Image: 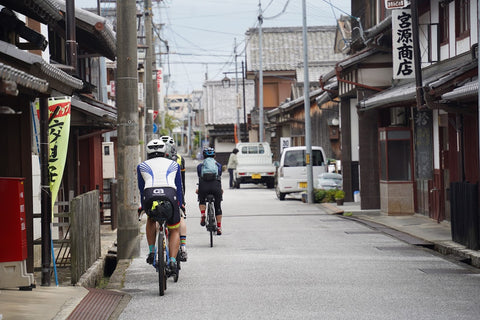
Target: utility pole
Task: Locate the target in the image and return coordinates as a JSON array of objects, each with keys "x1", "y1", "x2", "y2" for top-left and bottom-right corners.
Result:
[
  {"x1": 151, "y1": 4, "x2": 160, "y2": 138},
  {"x1": 302, "y1": 0, "x2": 313, "y2": 203},
  {"x1": 258, "y1": 1, "x2": 264, "y2": 142},
  {"x1": 144, "y1": 0, "x2": 154, "y2": 143},
  {"x1": 234, "y1": 38, "x2": 240, "y2": 142},
  {"x1": 116, "y1": 0, "x2": 140, "y2": 259}
]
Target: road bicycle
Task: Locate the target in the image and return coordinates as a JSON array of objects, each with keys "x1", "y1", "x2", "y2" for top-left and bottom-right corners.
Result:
[
  {"x1": 146, "y1": 200, "x2": 180, "y2": 296},
  {"x1": 205, "y1": 194, "x2": 217, "y2": 247}
]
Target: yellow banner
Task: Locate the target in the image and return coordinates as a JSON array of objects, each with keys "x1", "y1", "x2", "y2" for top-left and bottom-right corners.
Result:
[{"x1": 36, "y1": 97, "x2": 71, "y2": 211}]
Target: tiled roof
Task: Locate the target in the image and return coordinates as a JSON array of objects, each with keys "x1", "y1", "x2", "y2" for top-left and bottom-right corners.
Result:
[
  {"x1": 0, "y1": 0, "x2": 63, "y2": 24},
  {"x1": 246, "y1": 26, "x2": 345, "y2": 73},
  {"x1": 51, "y1": 0, "x2": 116, "y2": 60},
  {"x1": 0, "y1": 62, "x2": 49, "y2": 93}
]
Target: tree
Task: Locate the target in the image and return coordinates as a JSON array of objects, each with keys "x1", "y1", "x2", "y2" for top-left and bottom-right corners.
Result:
[{"x1": 159, "y1": 113, "x2": 181, "y2": 136}]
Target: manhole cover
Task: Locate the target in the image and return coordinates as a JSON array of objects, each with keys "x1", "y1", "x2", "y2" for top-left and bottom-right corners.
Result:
[{"x1": 66, "y1": 288, "x2": 125, "y2": 320}]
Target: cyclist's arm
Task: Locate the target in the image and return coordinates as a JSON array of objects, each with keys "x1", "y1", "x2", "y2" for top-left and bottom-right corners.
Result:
[
  {"x1": 216, "y1": 162, "x2": 222, "y2": 177},
  {"x1": 174, "y1": 166, "x2": 184, "y2": 206},
  {"x1": 136, "y1": 165, "x2": 145, "y2": 208}
]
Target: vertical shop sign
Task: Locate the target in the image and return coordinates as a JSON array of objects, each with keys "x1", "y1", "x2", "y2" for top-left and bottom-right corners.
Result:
[
  {"x1": 392, "y1": 9, "x2": 415, "y2": 79},
  {"x1": 36, "y1": 97, "x2": 71, "y2": 211},
  {"x1": 414, "y1": 108, "x2": 433, "y2": 180}
]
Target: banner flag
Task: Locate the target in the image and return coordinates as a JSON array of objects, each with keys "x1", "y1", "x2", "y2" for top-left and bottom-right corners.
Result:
[{"x1": 36, "y1": 97, "x2": 72, "y2": 212}]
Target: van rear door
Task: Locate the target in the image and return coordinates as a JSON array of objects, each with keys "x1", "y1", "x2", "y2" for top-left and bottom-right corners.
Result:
[{"x1": 282, "y1": 148, "x2": 326, "y2": 189}]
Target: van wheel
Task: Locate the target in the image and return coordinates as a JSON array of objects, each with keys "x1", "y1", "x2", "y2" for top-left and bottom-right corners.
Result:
[{"x1": 276, "y1": 187, "x2": 286, "y2": 200}]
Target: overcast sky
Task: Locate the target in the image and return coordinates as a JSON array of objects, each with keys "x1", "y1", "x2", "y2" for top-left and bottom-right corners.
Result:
[{"x1": 77, "y1": 0, "x2": 351, "y2": 95}]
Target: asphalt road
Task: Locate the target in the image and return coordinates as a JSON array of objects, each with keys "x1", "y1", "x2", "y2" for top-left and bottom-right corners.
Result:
[{"x1": 118, "y1": 165, "x2": 480, "y2": 320}]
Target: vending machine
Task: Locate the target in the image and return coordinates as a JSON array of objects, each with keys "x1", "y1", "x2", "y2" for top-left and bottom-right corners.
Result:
[{"x1": 0, "y1": 177, "x2": 34, "y2": 289}]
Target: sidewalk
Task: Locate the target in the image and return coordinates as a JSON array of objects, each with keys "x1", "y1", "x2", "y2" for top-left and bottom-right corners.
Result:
[
  {"x1": 0, "y1": 224, "x2": 119, "y2": 320},
  {"x1": 2, "y1": 200, "x2": 480, "y2": 319},
  {"x1": 317, "y1": 202, "x2": 480, "y2": 268}
]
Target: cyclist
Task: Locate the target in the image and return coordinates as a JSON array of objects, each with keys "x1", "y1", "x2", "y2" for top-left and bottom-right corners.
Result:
[
  {"x1": 160, "y1": 135, "x2": 188, "y2": 262},
  {"x1": 137, "y1": 139, "x2": 183, "y2": 274},
  {"x1": 196, "y1": 147, "x2": 223, "y2": 235}
]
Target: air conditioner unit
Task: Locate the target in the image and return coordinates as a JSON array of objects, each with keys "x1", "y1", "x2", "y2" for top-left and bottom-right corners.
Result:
[{"x1": 102, "y1": 142, "x2": 116, "y2": 179}]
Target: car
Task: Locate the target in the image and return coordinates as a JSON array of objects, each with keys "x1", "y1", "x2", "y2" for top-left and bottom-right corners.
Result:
[
  {"x1": 316, "y1": 172, "x2": 342, "y2": 190},
  {"x1": 275, "y1": 146, "x2": 327, "y2": 200}
]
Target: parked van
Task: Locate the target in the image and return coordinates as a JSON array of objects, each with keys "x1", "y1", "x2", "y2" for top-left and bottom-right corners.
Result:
[
  {"x1": 276, "y1": 146, "x2": 327, "y2": 200},
  {"x1": 233, "y1": 142, "x2": 276, "y2": 189}
]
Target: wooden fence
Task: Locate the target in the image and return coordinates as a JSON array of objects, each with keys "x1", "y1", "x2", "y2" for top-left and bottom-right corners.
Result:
[{"x1": 70, "y1": 190, "x2": 101, "y2": 284}]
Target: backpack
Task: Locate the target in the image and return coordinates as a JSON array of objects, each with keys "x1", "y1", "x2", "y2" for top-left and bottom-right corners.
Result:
[{"x1": 201, "y1": 157, "x2": 218, "y2": 181}]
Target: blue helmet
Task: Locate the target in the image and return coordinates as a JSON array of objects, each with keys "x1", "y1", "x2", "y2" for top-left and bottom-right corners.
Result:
[{"x1": 203, "y1": 147, "x2": 215, "y2": 158}]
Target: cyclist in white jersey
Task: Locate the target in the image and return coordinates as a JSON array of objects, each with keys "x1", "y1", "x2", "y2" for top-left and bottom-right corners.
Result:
[{"x1": 137, "y1": 139, "x2": 183, "y2": 274}]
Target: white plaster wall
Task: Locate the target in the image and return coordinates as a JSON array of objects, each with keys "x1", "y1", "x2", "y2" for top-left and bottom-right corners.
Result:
[
  {"x1": 350, "y1": 98, "x2": 359, "y2": 162},
  {"x1": 32, "y1": 155, "x2": 41, "y2": 240},
  {"x1": 433, "y1": 110, "x2": 440, "y2": 170}
]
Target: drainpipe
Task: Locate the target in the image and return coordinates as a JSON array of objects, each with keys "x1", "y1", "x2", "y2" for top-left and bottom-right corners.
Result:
[
  {"x1": 66, "y1": 0, "x2": 77, "y2": 73},
  {"x1": 40, "y1": 96, "x2": 51, "y2": 286}
]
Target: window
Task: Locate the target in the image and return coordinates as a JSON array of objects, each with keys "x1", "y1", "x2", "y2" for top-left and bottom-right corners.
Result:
[
  {"x1": 241, "y1": 144, "x2": 265, "y2": 154},
  {"x1": 379, "y1": 128, "x2": 412, "y2": 181},
  {"x1": 283, "y1": 149, "x2": 325, "y2": 167},
  {"x1": 455, "y1": 0, "x2": 470, "y2": 39},
  {"x1": 439, "y1": 1, "x2": 449, "y2": 44}
]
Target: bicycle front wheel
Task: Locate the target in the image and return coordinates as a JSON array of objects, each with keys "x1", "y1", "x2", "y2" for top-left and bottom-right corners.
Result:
[{"x1": 157, "y1": 231, "x2": 167, "y2": 296}]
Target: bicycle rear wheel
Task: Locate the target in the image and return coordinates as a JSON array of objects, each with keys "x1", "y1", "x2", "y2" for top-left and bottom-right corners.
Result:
[
  {"x1": 157, "y1": 230, "x2": 167, "y2": 296},
  {"x1": 208, "y1": 202, "x2": 215, "y2": 247}
]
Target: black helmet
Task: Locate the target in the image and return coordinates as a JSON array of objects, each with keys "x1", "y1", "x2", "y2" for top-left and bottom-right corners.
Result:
[{"x1": 203, "y1": 147, "x2": 215, "y2": 158}]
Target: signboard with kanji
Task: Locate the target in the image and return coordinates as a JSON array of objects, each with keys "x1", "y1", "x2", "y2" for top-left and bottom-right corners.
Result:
[{"x1": 392, "y1": 9, "x2": 415, "y2": 80}]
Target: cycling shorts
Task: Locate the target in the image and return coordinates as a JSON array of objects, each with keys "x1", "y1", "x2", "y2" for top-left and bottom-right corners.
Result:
[
  {"x1": 143, "y1": 187, "x2": 181, "y2": 229},
  {"x1": 198, "y1": 179, "x2": 222, "y2": 215}
]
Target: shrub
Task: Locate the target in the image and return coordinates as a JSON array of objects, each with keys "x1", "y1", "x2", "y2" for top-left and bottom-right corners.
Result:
[
  {"x1": 334, "y1": 189, "x2": 345, "y2": 200},
  {"x1": 325, "y1": 189, "x2": 337, "y2": 202},
  {"x1": 314, "y1": 189, "x2": 327, "y2": 203}
]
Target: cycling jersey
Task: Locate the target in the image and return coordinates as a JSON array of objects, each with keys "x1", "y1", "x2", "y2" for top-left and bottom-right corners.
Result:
[{"x1": 137, "y1": 157, "x2": 183, "y2": 227}]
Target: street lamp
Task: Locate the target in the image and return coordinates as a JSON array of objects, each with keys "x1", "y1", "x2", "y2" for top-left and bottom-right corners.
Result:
[{"x1": 222, "y1": 74, "x2": 231, "y2": 88}]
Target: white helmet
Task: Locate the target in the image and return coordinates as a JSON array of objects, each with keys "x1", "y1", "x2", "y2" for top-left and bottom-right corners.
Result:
[
  {"x1": 160, "y1": 135, "x2": 175, "y2": 145},
  {"x1": 146, "y1": 139, "x2": 167, "y2": 158}
]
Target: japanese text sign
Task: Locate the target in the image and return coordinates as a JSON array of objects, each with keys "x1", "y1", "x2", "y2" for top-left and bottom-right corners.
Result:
[{"x1": 392, "y1": 9, "x2": 415, "y2": 79}]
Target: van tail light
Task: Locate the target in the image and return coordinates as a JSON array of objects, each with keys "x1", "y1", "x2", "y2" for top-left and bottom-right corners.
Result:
[
  {"x1": 267, "y1": 172, "x2": 275, "y2": 176},
  {"x1": 279, "y1": 167, "x2": 283, "y2": 177}
]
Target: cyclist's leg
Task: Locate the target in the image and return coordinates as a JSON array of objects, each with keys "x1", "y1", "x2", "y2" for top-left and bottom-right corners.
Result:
[
  {"x1": 179, "y1": 215, "x2": 187, "y2": 261},
  {"x1": 198, "y1": 181, "x2": 207, "y2": 226},
  {"x1": 213, "y1": 181, "x2": 223, "y2": 234},
  {"x1": 165, "y1": 189, "x2": 181, "y2": 272},
  {"x1": 146, "y1": 216, "x2": 156, "y2": 264}
]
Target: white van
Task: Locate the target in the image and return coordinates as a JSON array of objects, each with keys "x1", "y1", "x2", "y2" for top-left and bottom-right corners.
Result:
[{"x1": 276, "y1": 146, "x2": 327, "y2": 200}]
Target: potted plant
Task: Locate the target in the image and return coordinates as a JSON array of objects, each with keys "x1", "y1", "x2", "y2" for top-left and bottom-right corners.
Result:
[{"x1": 334, "y1": 189, "x2": 345, "y2": 206}]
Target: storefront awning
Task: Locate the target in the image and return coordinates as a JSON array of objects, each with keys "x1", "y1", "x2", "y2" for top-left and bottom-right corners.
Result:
[
  {"x1": 441, "y1": 80, "x2": 478, "y2": 102},
  {"x1": 71, "y1": 94, "x2": 116, "y2": 128},
  {"x1": 358, "y1": 52, "x2": 476, "y2": 111}
]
